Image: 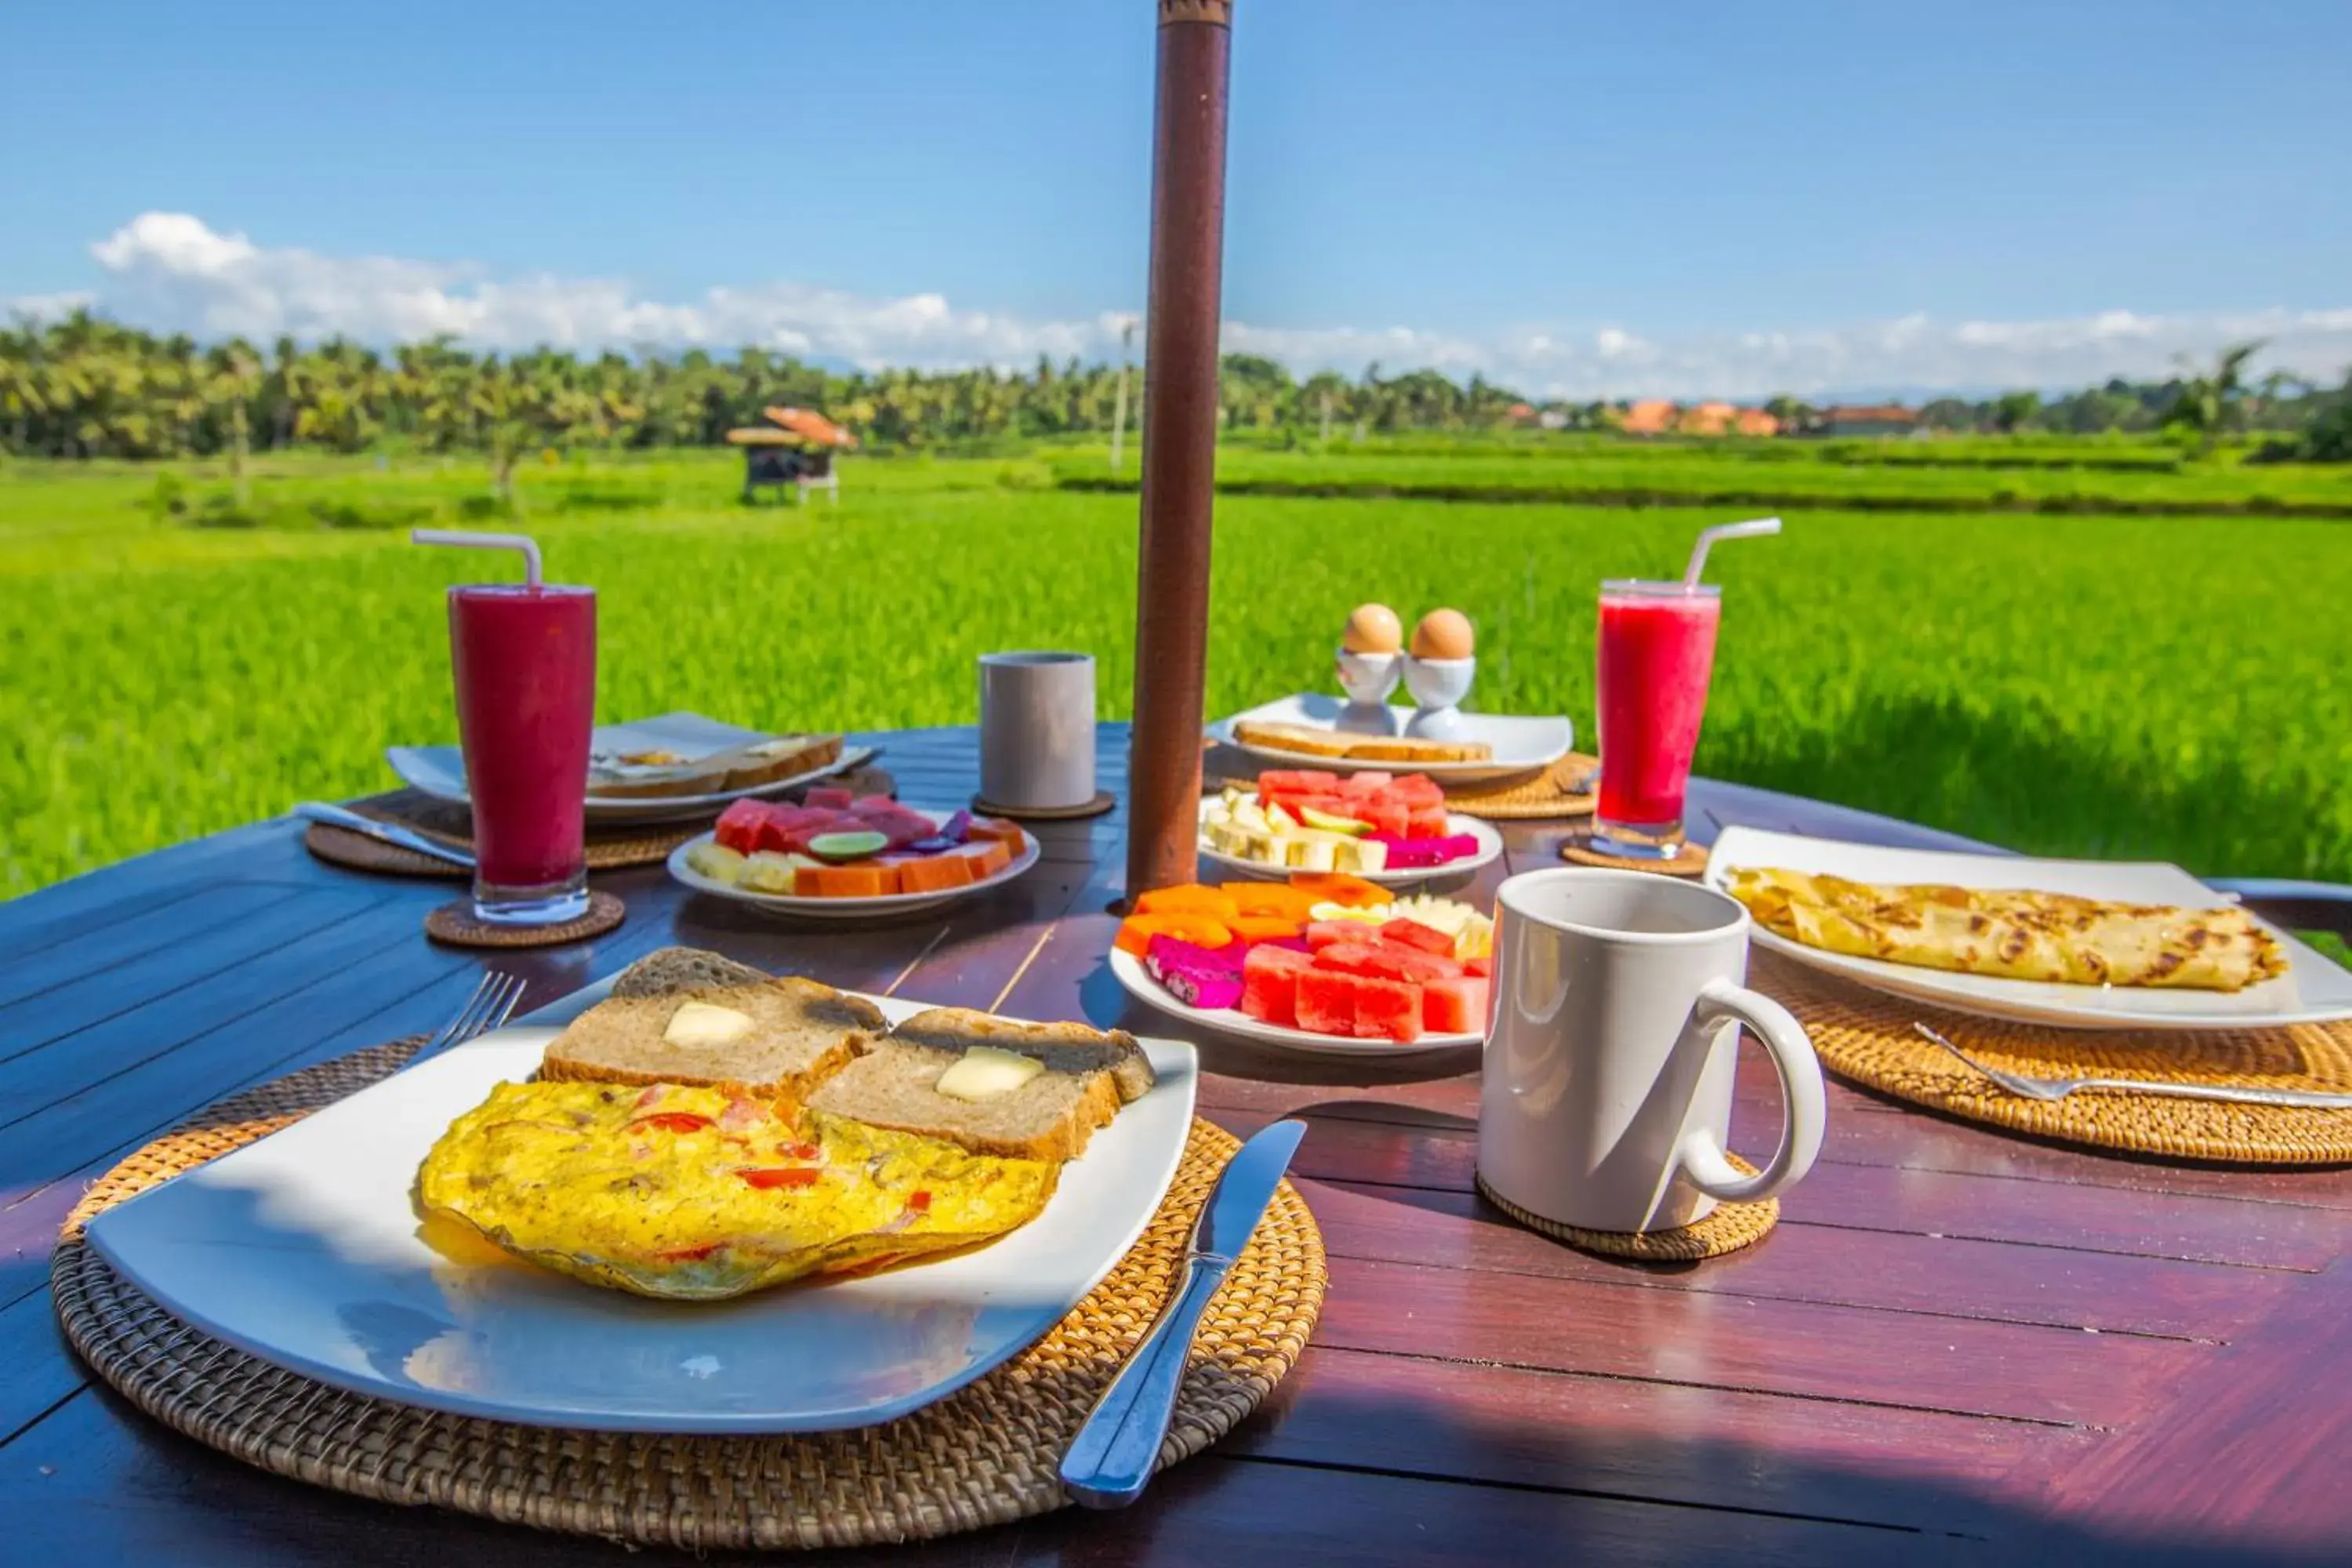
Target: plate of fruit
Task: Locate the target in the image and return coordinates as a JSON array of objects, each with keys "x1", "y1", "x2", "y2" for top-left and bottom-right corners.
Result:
[
  {"x1": 1109, "y1": 875, "x2": 1494, "y2": 1054},
  {"x1": 1199, "y1": 770, "x2": 1501, "y2": 886},
  {"x1": 668, "y1": 789, "x2": 1037, "y2": 918}
]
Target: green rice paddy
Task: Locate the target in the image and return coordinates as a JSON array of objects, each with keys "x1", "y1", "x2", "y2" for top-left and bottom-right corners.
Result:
[{"x1": 3, "y1": 445, "x2": 2346, "y2": 898}]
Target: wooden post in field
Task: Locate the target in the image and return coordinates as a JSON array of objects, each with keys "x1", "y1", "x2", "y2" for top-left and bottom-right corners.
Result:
[{"x1": 1125, "y1": 0, "x2": 1232, "y2": 898}]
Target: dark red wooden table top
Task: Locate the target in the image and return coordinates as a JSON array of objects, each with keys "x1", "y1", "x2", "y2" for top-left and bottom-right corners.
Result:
[{"x1": 2, "y1": 724, "x2": 2344, "y2": 1566}]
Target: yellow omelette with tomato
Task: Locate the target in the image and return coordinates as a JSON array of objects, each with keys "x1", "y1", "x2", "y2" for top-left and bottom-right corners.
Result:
[{"x1": 415, "y1": 1080, "x2": 1056, "y2": 1301}]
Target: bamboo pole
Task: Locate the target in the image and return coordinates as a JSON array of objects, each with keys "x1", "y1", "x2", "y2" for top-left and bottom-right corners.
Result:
[{"x1": 1125, "y1": 0, "x2": 1233, "y2": 898}]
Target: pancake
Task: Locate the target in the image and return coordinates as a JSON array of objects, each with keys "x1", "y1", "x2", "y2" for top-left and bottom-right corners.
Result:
[{"x1": 1726, "y1": 866, "x2": 2288, "y2": 993}]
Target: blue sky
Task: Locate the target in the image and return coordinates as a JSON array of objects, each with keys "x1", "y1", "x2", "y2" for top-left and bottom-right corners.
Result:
[{"x1": 6, "y1": 1, "x2": 2348, "y2": 397}]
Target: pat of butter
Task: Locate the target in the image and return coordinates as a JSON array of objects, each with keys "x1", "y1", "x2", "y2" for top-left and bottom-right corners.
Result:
[
  {"x1": 663, "y1": 1001, "x2": 756, "y2": 1048},
  {"x1": 935, "y1": 1046, "x2": 1044, "y2": 1102}
]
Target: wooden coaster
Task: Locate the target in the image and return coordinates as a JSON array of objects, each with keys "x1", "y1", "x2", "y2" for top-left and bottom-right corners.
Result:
[
  {"x1": 53, "y1": 1043, "x2": 1326, "y2": 1552},
  {"x1": 425, "y1": 889, "x2": 626, "y2": 949},
  {"x1": 1759, "y1": 953, "x2": 2352, "y2": 1166},
  {"x1": 972, "y1": 789, "x2": 1118, "y2": 821},
  {"x1": 1475, "y1": 1157, "x2": 1776, "y2": 1261},
  {"x1": 1560, "y1": 831, "x2": 1711, "y2": 877},
  {"x1": 1445, "y1": 753, "x2": 1600, "y2": 821}
]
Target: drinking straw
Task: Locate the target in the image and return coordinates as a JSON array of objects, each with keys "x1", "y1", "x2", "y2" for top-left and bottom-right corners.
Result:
[
  {"x1": 1682, "y1": 516, "x2": 1781, "y2": 588},
  {"x1": 411, "y1": 528, "x2": 543, "y2": 588}
]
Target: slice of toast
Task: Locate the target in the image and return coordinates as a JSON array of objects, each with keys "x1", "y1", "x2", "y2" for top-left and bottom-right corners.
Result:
[
  {"x1": 709, "y1": 733, "x2": 844, "y2": 791},
  {"x1": 1343, "y1": 734, "x2": 1493, "y2": 763},
  {"x1": 1233, "y1": 720, "x2": 1356, "y2": 759},
  {"x1": 806, "y1": 1007, "x2": 1155, "y2": 1162},
  {"x1": 609, "y1": 946, "x2": 773, "y2": 999},
  {"x1": 541, "y1": 975, "x2": 886, "y2": 1102}
]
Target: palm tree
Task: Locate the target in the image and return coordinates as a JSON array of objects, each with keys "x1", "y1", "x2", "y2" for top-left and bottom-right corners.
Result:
[{"x1": 2166, "y1": 340, "x2": 2266, "y2": 453}]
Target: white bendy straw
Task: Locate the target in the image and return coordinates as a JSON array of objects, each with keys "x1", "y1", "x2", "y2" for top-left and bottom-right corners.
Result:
[
  {"x1": 1682, "y1": 516, "x2": 1781, "y2": 588},
  {"x1": 411, "y1": 528, "x2": 543, "y2": 588}
]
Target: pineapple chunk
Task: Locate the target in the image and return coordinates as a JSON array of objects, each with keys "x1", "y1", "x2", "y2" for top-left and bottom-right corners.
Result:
[
  {"x1": 737, "y1": 851, "x2": 799, "y2": 894},
  {"x1": 1350, "y1": 837, "x2": 1389, "y2": 873},
  {"x1": 684, "y1": 840, "x2": 747, "y2": 884}
]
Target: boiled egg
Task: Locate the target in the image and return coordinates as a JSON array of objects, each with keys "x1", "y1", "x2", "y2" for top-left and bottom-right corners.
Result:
[
  {"x1": 1410, "y1": 608, "x2": 1475, "y2": 661},
  {"x1": 1342, "y1": 603, "x2": 1403, "y2": 655}
]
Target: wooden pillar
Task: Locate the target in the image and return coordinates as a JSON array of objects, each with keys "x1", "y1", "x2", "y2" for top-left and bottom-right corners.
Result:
[{"x1": 1125, "y1": 0, "x2": 1233, "y2": 897}]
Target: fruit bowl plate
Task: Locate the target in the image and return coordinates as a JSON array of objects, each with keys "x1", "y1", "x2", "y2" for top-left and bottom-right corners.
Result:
[
  {"x1": 1108, "y1": 948, "x2": 1482, "y2": 1058},
  {"x1": 1196, "y1": 800, "x2": 1501, "y2": 887},
  {"x1": 666, "y1": 813, "x2": 1039, "y2": 920}
]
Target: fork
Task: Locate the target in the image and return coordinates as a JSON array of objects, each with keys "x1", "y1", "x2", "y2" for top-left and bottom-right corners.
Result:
[
  {"x1": 1911, "y1": 1022, "x2": 2352, "y2": 1109},
  {"x1": 408, "y1": 971, "x2": 528, "y2": 1068}
]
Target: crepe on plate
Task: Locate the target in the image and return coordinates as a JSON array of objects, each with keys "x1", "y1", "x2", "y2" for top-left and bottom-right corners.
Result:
[
  {"x1": 1725, "y1": 866, "x2": 2288, "y2": 993},
  {"x1": 416, "y1": 1081, "x2": 1057, "y2": 1301}
]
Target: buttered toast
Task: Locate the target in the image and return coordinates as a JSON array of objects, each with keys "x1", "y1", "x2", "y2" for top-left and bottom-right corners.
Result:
[{"x1": 541, "y1": 975, "x2": 886, "y2": 1102}]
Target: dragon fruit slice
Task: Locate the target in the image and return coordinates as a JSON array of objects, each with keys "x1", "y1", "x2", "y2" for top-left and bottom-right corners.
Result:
[
  {"x1": 1144, "y1": 934, "x2": 1246, "y2": 1011},
  {"x1": 1367, "y1": 831, "x2": 1482, "y2": 869}
]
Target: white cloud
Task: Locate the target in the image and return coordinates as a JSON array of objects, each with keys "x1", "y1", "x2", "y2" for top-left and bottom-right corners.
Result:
[{"x1": 14, "y1": 211, "x2": 2352, "y2": 397}]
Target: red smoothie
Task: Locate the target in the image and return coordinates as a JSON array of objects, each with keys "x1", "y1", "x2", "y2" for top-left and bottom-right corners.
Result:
[
  {"x1": 1595, "y1": 581, "x2": 1721, "y2": 836},
  {"x1": 448, "y1": 584, "x2": 597, "y2": 898}
]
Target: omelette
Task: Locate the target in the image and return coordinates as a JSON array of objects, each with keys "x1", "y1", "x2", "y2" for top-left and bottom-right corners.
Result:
[
  {"x1": 416, "y1": 1081, "x2": 1058, "y2": 1300},
  {"x1": 1726, "y1": 866, "x2": 2288, "y2": 993}
]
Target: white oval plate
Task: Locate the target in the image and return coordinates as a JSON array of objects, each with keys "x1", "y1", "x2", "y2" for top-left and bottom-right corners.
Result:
[
  {"x1": 387, "y1": 712, "x2": 877, "y2": 827},
  {"x1": 1707, "y1": 826, "x2": 2352, "y2": 1032},
  {"x1": 666, "y1": 812, "x2": 1038, "y2": 920},
  {"x1": 1196, "y1": 800, "x2": 1501, "y2": 887},
  {"x1": 1205, "y1": 694, "x2": 1574, "y2": 784},
  {"x1": 83, "y1": 999, "x2": 1200, "y2": 1433},
  {"x1": 1109, "y1": 946, "x2": 1482, "y2": 1057}
]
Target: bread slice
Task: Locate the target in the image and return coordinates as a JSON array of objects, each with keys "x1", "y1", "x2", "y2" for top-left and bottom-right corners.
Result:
[
  {"x1": 1234, "y1": 720, "x2": 1356, "y2": 759},
  {"x1": 807, "y1": 1008, "x2": 1155, "y2": 1162},
  {"x1": 709, "y1": 733, "x2": 844, "y2": 791},
  {"x1": 541, "y1": 975, "x2": 886, "y2": 1102},
  {"x1": 1345, "y1": 734, "x2": 1493, "y2": 763},
  {"x1": 609, "y1": 946, "x2": 773, "y2": 999}
]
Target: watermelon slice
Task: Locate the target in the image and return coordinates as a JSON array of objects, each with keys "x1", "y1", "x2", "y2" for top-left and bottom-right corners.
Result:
[
  {"x1": 1241, "y1": 944, "x2": 1316, "y2": 1025},
  {"x1": 1352, "y1": 975, "x2": 1424, "y2": 1042},
  {"x1": 1342, "y1": 770, "x2": 1393, "y2": 793},
  {"x1": 1261, "y1": 769, "x2": 1341, "y2": 793},
  {"x1": 803, "y1": 787, "x2": 855, "y2": 810},
  {"x1": 1390, "y1": 773, "x2": 1445, "y2": 808},
  {"x1": 1464, "y1": 955, "x2": 1493, "y2": 978},
  {"x1": 1311, "y1": 942, "x2": 1389, "y2": 978},
  {"x1": 1380, "y1": 919, "x2": 1457, "y2": 956},
  {"x1": 1422, "y1": 975, "x2": 1490, "y2": 1035},
  {"x1": 1305, "y1": 920, "x2": 1381, "y2": 949},
  {"x1": 1405, "y1": 805, "x2": 1451, "y2": 840},
  {"x1": 1294, "y1": 969, "x2": 1363, "y2": 1036},
  {"x1": 713, "y1": 799, "x2": 774, "y2": 855}
]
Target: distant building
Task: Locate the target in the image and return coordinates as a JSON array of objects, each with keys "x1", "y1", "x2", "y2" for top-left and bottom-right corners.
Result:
[
  {"x1": 1621, "y1": 399, "x2": 1678, "y2": 435},
  {"x1": 1733, "y1": 408, "x2": 1780, "y2": 437},
  {"x1": 1505, "y1": 401, "x2": 1537, "y2": 425},
  {"x1": 1536, "y1": 408, "x2": 1570, "y2": 430},
  {"x1": 1813, "y1": 404, "x2": 1918, "y2": 437},
  {"x1": 1672, "y1": 401, "x2": 1780, "y2": 437}
]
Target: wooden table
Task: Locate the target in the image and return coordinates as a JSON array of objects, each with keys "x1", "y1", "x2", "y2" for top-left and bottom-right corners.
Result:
[{"x1": 4, "y1": 724, "x2": 2347, "y2": 1565}]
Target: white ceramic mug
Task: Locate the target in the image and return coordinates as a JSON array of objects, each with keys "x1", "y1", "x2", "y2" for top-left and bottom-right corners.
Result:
[
  {"x1": 978, "y1": 651, "x2": 1095, "y2": 809},
  {"x1": 1478, "y1": 867, "x2": 1825, "y2": 1232}
]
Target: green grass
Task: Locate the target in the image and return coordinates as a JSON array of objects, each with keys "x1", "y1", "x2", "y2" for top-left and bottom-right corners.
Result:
[{"x1": 5, "y1": 447, "x2": 2350, "y2": 898}]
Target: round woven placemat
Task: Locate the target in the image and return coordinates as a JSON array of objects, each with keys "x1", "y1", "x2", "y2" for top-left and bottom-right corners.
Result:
[
  {"x1": 971, "y1": 789, "x2": 1120, "y2": 822},
  {"x1": 53, "y1": 1041, "x2": 1325, "y2": 1550},
  {"x1": 1756, "y1": 953, "x2": 2352, "y2": 1165},
  {"x1": 305, "y1": 822, "x2": 702, "y2": 879},
  {"x1": 1560, "y1": 831, "x2": 1711, "y2": 877},
  {"x1": 1444, "y1": 753, "x2": 1600, "y2": 821},
  {"x1": 1475, "y1": 1154, "x2": 1775, "y2": 1261},
  {"x1": 425, "y1": 889, "x2": 626, "y2": 949}
]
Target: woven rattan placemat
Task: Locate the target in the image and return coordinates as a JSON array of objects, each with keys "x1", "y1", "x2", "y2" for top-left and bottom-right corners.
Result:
[
  {"x1": 53, "y1": 1040, "x2": 1327, "y2": 1549},
  {"x1": 1757, "y1": 952, "x2": 2352, "y2": 1165},
  {"x1": 1444, "y1": 753, "x2": 1600, "y2": 821},
  {"x1": 1476, "y1": 1153, "x2": 1776, "y2": 1261}
]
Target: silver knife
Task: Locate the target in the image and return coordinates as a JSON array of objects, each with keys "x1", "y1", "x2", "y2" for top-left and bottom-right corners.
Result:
[
  {"x1": 292, "y1": 801, "x2": 476, "y2": 869},
  {"x1": 1060, "y1": 1118, "x2": 1307, "y2": 1509}
]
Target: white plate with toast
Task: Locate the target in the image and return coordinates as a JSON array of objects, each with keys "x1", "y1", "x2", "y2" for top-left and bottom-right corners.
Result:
[
  {"x1": 665, "y1": 813, "x2": 1040, "y2": 919},
  {"x1": 388, "y1": 711, "x2": 877, "y2": 826},
  {"x1": 1109, "y1": 947, "x2": 1483, "y2": 1057},
  {"x1": 1707, "y1": 826, "x2": 2352, "y2": 1031},
  {"x1": 83, "y1": 989, "x2": 1200, "y2": 1434},
  {"x1": 1207, "y1": 694, "x2": 1574, "y2": 784}
]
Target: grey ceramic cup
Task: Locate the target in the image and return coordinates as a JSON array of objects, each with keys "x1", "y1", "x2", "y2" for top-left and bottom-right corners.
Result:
[
  {"x1": 978, "y1": 652, "x2": 1096, "y2": 809},
  {"x1": 1478, "y1": 868, "x2": 1826, "y2": 1232}
]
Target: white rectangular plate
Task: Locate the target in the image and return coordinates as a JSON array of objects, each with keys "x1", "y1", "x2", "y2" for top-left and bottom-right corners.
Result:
[
  {"x1": 84, "y1": 997, "x2": 1198, "y2": 1433},
  {"x1": 1707, "y1": 826, "x2": 2352, "y2": 1031},
  {"x1": 387, "y1": 711, "x2": 875, "y2": 826},
  {"x1": 1109, "y1": 947, "x2": 1481, "y2": 1057},
  {"x1": 1206, "y1": 695, "x2": 1573, "y2": 784}
]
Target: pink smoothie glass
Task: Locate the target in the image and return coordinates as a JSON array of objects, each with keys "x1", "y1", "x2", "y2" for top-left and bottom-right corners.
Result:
[{"x1": 1593, "y1": 581, "x2": 1721, "y2": 857}]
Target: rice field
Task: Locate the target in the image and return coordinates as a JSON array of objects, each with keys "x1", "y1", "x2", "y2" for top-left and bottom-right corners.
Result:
[{"x1": 4, "y1": 446, "x2": 2348, "y2": 898}]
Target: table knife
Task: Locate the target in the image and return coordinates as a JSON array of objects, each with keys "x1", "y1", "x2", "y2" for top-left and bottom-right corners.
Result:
[
  {"x1": 292, "y1": 801, "x2": 476, "y2": 869},
  {"x1": 1060, "y1": 1118, "x2": 1307, "y2": 1510}
]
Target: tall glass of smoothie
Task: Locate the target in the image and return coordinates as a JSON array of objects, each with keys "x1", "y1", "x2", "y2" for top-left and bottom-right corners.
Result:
[
  {"x1": 448, "y1": 582, "x2": 597, "y2": 924},
  {"x1": 1593, "y1": 579, "x2": 1722, "y2": 858}
]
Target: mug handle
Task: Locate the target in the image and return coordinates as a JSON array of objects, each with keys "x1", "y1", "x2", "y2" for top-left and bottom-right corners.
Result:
[{"x1": 1674, "y1": 978, "x2": 1827, "y2": 1205}]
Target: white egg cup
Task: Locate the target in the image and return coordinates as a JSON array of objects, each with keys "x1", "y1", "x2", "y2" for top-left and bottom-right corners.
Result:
[
  {"x1": 1401, "y1": 655, "x2": 1475, "y2": 741},
  {"x1": 1332, "y1": 646, "x2": 1403, "y2": 735}
]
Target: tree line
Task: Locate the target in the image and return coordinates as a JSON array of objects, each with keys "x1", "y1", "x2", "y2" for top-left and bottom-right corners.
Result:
[{"x1": 3, "y1": 309, "x2": 2345, "y2": 470}]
